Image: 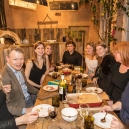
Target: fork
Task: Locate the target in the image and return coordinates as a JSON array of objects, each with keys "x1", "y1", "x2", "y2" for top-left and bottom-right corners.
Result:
[{"x1": 95, "y1": 84, "x2": 99, "y2": 92}]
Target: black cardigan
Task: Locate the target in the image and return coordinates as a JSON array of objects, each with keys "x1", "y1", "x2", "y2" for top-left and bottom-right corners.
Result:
[
  {"x1": 0, "y1": 90, "x2": 17, "y2": 129},
  {"x1": 93, "y1": 54, "x2": 116, "y2": 92}
]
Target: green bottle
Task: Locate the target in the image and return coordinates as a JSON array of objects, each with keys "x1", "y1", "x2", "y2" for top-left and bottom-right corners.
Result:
[{"x1": 59, "y1": 74, "x2": 66, "y2": 101}]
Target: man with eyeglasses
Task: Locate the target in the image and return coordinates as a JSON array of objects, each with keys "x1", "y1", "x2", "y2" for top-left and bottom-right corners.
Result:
[{"x1": 62, "y1": 41, "x2": 82, "y2": 66}]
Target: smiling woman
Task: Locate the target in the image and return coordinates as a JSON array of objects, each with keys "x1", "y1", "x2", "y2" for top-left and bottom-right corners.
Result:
[
  {"x1": 92, "y1": 41, "x2": 116, "y2": 92},
  {"x1": 25, "y1": 41, "x2": 49, "y2": 89},
  {"x1": 44, "y1": 44, "x2": 54, "y2": 72}
]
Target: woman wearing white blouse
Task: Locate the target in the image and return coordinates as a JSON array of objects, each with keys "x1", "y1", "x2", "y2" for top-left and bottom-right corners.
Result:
[{"x1": 85, "y1": 42, "x2": 98, "y2": 77}]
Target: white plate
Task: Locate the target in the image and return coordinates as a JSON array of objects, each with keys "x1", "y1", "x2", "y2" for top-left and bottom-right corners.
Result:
[
  {"x1": 57, "y1": 66, "x2": 62, "y2": 69},
  {"x1": 93, "y1": 112, "x2": 118, "y2": 129},
  {"x1": 48, "y1": 72, "x2": 60, "y2": 76},
  {"x1": 32, "y1": 104, "x2": 53, "y2": 117},
  {"x1": 43, "y1": 85, "x2": 58, "y2": 91},
  {"x1": 86, "y1": 87, "x2": 103, "y2": 94},
  {"x1": 82, "y1": 73, "x2": 88, "y2": 78}
]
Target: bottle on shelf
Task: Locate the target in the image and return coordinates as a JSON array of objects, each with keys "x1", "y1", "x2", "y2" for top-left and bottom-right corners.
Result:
[{"x1": 59, "y1": 73, "x2": 66, "y2": 101}]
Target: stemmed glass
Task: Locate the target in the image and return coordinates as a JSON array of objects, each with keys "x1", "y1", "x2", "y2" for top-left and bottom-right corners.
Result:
[
  {"x1": 48, "y1": 107, "x2": 58, "y2": 121},
  {"x1": 79, "y1": 104, "x2": 89, "y2": 122}
]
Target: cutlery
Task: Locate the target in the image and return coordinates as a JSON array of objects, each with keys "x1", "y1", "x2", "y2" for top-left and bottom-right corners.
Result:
[
  {"x1": 95, "y1": 84, "x2": 99, "y2": 92},
  {"x1": 101, "y1": 112, "x2": 107, "y2": 123}
]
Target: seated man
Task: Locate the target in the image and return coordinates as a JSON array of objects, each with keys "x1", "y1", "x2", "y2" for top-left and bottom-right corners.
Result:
[
  {"x1": 62, "y1": 41, "x2": 82, "y2": 66},
  {"x1": 0, "y1": 46, "x2": 39, "y2": 117}
]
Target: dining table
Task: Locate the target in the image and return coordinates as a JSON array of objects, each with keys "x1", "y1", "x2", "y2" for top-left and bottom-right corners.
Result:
[{"x1": 26, "y1": 70, "x2": 124, "y2": 129}]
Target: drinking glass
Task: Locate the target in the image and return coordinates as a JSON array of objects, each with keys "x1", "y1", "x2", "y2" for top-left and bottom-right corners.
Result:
[
  {"x1": 79, "y1": 104, "x2": 89, "y2": 122},
  {"x1": 76, "y1": 79, "x2": 82, "y2": 93},
  {"x1": 82, "y1": 79, "x2": 87, "y2": 88},
  {"x1": 52, "y1": 96, "x2": 60, "y2": 107},
  {"x1": 48, "y1": 107, "x2": 58, "y2": 121},
  {"x1": 52, "y1": 72, "x2": 58, "y2": 80}
]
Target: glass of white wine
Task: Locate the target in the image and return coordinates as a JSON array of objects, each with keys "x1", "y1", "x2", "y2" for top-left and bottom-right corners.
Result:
[{"x1": 79, "y1": 104, "x2": 89, "y2": 122}]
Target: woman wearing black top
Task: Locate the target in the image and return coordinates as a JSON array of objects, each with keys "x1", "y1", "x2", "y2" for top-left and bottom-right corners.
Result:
[
  {"x1": 106, "y1": 42, "x2": 129, "y2": 103},
  {"x1": 0, "y1": 75, "x2": 38, "y2": 129},
  {"x1": 25, "y1": 41, "x2": 49, "y2": 89},
  {"x1": 93, "y1": 42, "x2": 116, "y2": 92}
]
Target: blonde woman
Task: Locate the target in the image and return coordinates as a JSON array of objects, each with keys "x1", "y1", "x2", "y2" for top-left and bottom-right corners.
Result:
[
  {"x1": 0, "y1": 75, "x2": 38, "y2": 129},
  {"x1": 25, "y1": 41, "x2": 49, "y2": 89},
  {"x1": 85, "y1": 42, "x2": 98, "y2": 77}
]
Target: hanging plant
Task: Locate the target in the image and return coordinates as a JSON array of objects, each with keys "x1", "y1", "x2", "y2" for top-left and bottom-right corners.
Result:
[{"x1": 79, "y1": 0, "x2": 129, "y2": 44}]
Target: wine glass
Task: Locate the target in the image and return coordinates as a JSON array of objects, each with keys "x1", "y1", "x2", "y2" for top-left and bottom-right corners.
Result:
[
  {"x1": 79, "y1": 104, "x2": 89, "y2": 122},
  {"x1": 48, "y1": 107, "x2": 58, "y2": 121}
]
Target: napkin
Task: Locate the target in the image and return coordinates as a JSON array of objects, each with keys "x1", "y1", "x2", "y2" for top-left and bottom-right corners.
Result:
[
  {"x1": 48, "y1": 80, "x2": 60, "y2": 85},
  {"x1": 37, "y1": 90, "x2": 58, "y2": 100},
  {"x1": 48, "y1": 121, "x2": 71, "y2": 129}
]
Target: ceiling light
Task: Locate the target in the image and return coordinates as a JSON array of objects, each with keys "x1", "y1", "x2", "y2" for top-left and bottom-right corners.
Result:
[
  {"x1": 49, "y1": 1, "x2": 78, "y2": 11},
  {"x1": 21, "y1": 0, "x2": 48, "y2": 6},
  {"x1": 9, "y1": 0, "x2": 37, "y2": 10}
]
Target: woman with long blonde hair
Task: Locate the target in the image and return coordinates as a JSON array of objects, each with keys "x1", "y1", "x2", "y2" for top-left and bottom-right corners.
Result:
[
  {"x1": 85, "y1": 42, "x2": 98, "y2": 77},
  {"x1": 25, "y1": 41, "x2": 49, "y2": 89}
]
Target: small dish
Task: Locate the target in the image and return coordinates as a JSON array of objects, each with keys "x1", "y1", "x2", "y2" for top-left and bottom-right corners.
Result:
[
  {"x1": 82, "y1": 73, "x2": 88, "y2": 78},
  {"x1": 43, "y1": 85, "x2": 58, "y2": 91},
  {"x1": 48, "y1": 72, "x2": 60, "y2": 76},
  {"x1": 32, "y1": 104, "x2": 53, "y2": 117},
  {"x1": 61, "y1": 107, "x2": 78, "y2": 122},
  {"x1": 62, "y1": 68, "x2": 71, "y2": 75},
  {"x1": 86, "y1": 87, "x2": 103, "y2": 94}
]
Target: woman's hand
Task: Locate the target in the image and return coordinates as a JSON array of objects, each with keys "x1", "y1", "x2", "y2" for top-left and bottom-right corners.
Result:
[
  {"x1": 93, "y1": 78, "x2": 98, "y2": 84},
  {"x1": 110, "y1": 118, "x2": 125, "y2": 129},
  {"x1": 100, "y1": 105, "x2": 114, "y2": 112},
  {"x1": 2, "y1": 85, "x2": 11, "y2": 94}
]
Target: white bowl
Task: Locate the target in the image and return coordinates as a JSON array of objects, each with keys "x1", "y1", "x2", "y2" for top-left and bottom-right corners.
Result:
[{"x1": 61, "y1": 107, "x2": 78, "y2": 122}]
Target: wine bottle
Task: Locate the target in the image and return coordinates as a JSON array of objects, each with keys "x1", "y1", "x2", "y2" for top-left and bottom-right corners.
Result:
[{"x1": 59, "y1": 74, "x2": 66, "y2": 101}]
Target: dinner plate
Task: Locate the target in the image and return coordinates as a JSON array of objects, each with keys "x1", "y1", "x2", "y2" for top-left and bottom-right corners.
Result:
[
  {"x1": 93, "y1": 112, "x2": 118, "y2": 129},
  {"x1": 48, "y1": 72, "x2": 60, "y2": 76},
  {"x1": 86, "y1": 87, "x2": 103, "y2": 94},
  {"x1": 43, "y1": 85, "x2": 58, "y2": 91},
  {"x1": 32, "y1": 104, "x2": 53, "y2": 117}
]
